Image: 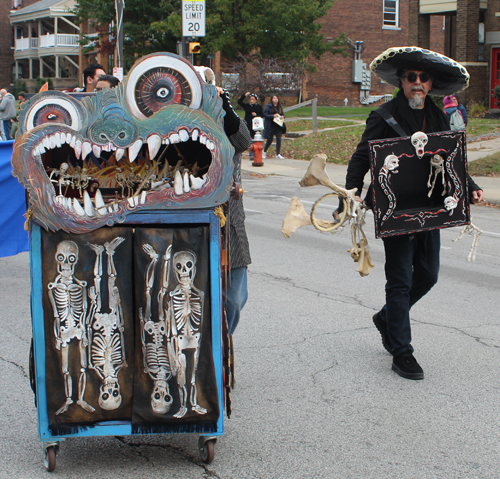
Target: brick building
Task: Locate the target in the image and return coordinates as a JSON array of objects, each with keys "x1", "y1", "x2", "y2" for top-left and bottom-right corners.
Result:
[{"x1": 305, "y1": 0, "x2": 445, "y2": 106}]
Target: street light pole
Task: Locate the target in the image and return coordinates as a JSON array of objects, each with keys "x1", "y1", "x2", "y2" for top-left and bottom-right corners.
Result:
[{"x1": 115, "y1": 0, "x2": 124, "y2": 69}]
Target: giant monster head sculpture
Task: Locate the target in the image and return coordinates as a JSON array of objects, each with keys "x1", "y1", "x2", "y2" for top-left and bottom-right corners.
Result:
[{"x1": 11, "y1": 53, "x2": 234, "y2": 234}]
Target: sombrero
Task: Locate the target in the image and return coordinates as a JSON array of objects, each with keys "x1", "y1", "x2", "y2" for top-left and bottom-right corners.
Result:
[{"x1": 370, "y1": 46, "x2": 469, "y2": 96}]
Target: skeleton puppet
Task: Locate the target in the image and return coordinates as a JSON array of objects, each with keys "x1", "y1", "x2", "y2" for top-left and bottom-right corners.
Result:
[
  {"x1": 87, "y1": 237, "x2": 127, "y2": 410},
  {"x1": 47, "y1": 240, "x2": 95, "y2": 415}
]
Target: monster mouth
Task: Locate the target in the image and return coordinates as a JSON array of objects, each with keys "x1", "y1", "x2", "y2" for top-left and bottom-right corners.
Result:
[{"x1": 31, "y1": 126, "x2": 217, "y2": 218}]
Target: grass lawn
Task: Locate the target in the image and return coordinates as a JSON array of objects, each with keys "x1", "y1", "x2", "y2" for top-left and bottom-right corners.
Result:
[{"x1": 286, "y1": 118, "x2": 361, "y2": 132}]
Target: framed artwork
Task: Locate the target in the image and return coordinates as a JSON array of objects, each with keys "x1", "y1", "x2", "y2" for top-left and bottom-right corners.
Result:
[{"x1": 369, "y1": 130, "x2": 470, "y2": 238}]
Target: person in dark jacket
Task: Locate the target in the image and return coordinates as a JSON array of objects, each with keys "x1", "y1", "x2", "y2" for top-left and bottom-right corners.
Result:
[
  {"x1": 346, "y1": 47, "x2": 483, "y2": 381},
  {"x1": 238, "y1": 92, "x2": 264, "y2": 159},
  {"x1": 237, "y1": 92, "x2": 264, "y2": 138},
  {"x1": 263, "y1": 95, "x2": 285, "y2": 159},
  {"x1": 216, "y1": 87, "x2": 253, "y2": 336}
]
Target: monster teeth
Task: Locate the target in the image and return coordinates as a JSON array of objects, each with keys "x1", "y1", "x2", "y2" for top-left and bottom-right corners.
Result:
[
  {"x1": 69, "y1": 135, "x2": 76, "y2": 148},
  {"x1": 43, "y1": 137, "x2": 50, "y2": 149},
  {"x1": 54, "y1": 133, "x2": 62, "y2": 148},
  {"x1": 162, "y1": 138, "x2": 170, "y2": 145},
  {"x1": 92, "y1": 144, "x2": 102, "y2": 158},
  {"x1": 38, "y1": 143, "x2": 46, "y2": 155},
  {"x1": 66, "y1": 133, "x2": 73, "y2": 144},
  {"x1": 127, "y1": 197, "x2": 135, "y2": 208},
  {"x1": 179, "y1": 129, "x2": 189, "y2": 142},
  {"x1": 183, "y1": 170, "x2": 190, "y2": 193},
  {"x1": 129, "y1": 139, "x2": 142, "y2": 162},
  {"x1": 83, "y1": 191, "x2": 95, "y2": 217},
  {"x1": 50, "y1": 136, "x2": 57, "y2": 150},
  {"x1": 147, "y1": 135, "x2": 161, "y2": 159},
  {"x1": 169, "y1": 133, "x2": 180, "y2": 144},
  {"x1": 199, "y1": 134, "x2": 207, "y2": 145},
  {"x1": 140, "y1": 191, "x2": 147, "y2": 204},
  {"x1": 73, "y1": 198, "x2": 85, "y2": 216},
  {"x1": 174, "y1": 170, "x2": 183, "y2": 196},
  {"x1": 113, "y1": 203, "x2": 119, "y2": 212},
  {"x1": 134, "y1": 196, "x2": 140, "y2": 207},
  {"x1": 115, "y1": 148, "x2": 125, "y2": 161},
  {"x1": 192, "y1": 129, "x2": 199, "y2": 141},
  {"x1": 95, "y1": 189, "x2": 107, "y2": 215},
  {"x1": 74, "y1": 140, "x2": 82, "y2": 159},
  {"x1": 206, "y1": 140, "x2": 215, "y2": 150},
  {"x1": 190, "y1": 174, "x2": 206, "y2": 190},
  {"x1": 82, "y1": 141, "x2": 92, "y2": 160}
]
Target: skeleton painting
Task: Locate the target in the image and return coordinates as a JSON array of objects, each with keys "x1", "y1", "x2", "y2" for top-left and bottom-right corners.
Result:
[
  {"x1": 132, "y1": 226, "x2": 218, "y2": 431},
  {"x1": 87, "y1": 237, "x2": 127, "y2": 411},
  {"x1": 369, "y1": 131, "x2": 470, "y2": 237},
  {"x1": 48, "y1": 240, "x2": 94, "y2": 415},
  {"x1": 42, "y1": 227, "x2": 133, "y2": 432}
]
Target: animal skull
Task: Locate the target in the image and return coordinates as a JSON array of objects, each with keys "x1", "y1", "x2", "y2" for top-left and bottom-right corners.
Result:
[
  {"x1": 55, "y1": 240, "x2": 79, "y2": 277},
  {"x1": 384, "y1": 154, "x2": 399, "y2": 171},
  {"x1": 151, "y1": 380, "x2": 173, "y2": 414},
  {"x1": 99, "y1": 379, "x2": 122, "y2": 410},
  {"x1": 173, "y1": 251, "x2": 196, "y2": 286},
  {"x1": 411, "y1": 131, "x2": 428, "y2": 158}
]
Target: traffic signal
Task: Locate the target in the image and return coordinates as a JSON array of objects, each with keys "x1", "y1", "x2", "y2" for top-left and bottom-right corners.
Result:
[{"x1": 189, "y1": 42, "x2": 201, "y2": 54}]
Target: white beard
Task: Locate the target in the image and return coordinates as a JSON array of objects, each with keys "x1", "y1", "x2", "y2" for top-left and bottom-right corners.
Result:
[{"x1": 409, "y1": 94, "x2": 425, "y2": 109}]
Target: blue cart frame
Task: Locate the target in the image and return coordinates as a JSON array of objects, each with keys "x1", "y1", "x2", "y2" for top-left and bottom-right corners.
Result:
[{"x1": 29, "y1": 208, "x2": 224, "y2": 470}]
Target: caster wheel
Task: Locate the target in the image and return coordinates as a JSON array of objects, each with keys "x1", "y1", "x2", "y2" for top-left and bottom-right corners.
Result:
[
  {"x1": 199, "y1": 438, "x2": 215, "y2": 464},
  {"x1": 44, "y1": 445, "x2": 56, "y2": 472}
]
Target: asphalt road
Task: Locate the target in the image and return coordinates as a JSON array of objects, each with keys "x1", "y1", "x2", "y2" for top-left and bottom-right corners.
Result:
[{"x1": 1, "y1": 171, "x2": 499, "y2": 478}]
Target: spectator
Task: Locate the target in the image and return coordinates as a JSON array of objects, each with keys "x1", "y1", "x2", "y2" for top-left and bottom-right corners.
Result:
[
  {"x1": 83, "y1": 63, "x2": 106, "y2": 93},
  {"x1": 237, "y1": 92, "x2": 264, "y2": 160},
  {"x1": 0, "y1": 89, "x2": 17, "y2": 140},
  {"x1": 263, "y1": 95, "x2": 285, "y2": 159},
  {"x1": 95, "y1": 75, "x2": 120, "y2": 91}
]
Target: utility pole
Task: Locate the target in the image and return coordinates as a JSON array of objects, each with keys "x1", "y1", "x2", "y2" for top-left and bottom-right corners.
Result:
[{"x1": 115, "y1": 0, "x2": 125, "y2": 69}]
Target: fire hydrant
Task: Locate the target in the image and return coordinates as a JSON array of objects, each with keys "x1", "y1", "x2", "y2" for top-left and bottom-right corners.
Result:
[
  {"x1": 250, "y1": 116, "x2": 265, "y2": 167},
  {"x1": 250, "y1": 132, "x2": 264, "y2": 167}
]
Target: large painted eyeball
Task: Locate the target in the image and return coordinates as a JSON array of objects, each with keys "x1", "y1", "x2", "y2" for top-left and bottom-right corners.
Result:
[
  {"x1": 24, "y1": 92, "x2": 84, "y2": 132},
  {"x1": 126, "y1": 53, "x2": 203, "y2": 119}
]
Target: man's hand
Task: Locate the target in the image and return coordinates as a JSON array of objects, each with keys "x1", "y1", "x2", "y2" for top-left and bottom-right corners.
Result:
[{"x1": 471, "y1": 189, "x2": 484, "y2": 204}]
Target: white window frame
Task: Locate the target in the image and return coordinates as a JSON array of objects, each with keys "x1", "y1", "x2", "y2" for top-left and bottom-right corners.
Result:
[{"x1": 383, "y1": 0, "x2": 400, "y2": 30}]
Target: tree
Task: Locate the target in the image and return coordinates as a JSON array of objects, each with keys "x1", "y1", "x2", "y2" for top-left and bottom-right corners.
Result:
[{"x1": 75, "y1": 0, "x2": 346, "y2": 67}]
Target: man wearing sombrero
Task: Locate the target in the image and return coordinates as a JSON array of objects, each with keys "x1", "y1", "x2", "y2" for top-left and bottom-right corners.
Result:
[{"x1": 345, "y1": 47, "x2": 484, "y2": 380}]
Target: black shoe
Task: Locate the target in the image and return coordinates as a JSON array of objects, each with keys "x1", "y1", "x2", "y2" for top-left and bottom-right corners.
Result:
[
  {"x1": 373, "y1": 312, "x2": 392, "y2": 354},
  {"x1": 392, "y1": 352, "x2": 424, "y2": 380}
]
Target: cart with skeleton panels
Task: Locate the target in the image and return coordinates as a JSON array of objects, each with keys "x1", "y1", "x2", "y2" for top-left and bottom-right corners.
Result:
[{"x1": 12, "y1": 53, "x2": 238, "y2": 471}]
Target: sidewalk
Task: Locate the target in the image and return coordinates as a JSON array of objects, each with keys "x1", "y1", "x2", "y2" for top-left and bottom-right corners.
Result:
[{"x1": 242, "y1": 142, "x2": 500, "y2": 205}]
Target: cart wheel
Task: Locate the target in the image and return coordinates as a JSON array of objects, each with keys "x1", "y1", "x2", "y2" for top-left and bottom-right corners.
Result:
[
  {"x1": 44, "y1": 445, "x2": 56, "y2": 472},
  {"x1": 199, "y1": 438, "x2": 215, "y2": 464}
]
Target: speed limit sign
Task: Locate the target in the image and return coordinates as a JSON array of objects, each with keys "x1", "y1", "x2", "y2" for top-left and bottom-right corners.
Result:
[{"x1": 182, "y1": 0, "x2": 206, "y2": 37}]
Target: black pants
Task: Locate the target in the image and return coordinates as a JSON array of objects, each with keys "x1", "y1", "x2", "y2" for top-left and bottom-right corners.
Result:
[
  {"x1": 264, "y1": 129, "x2": 282, "y2": 155},
  {"x1": 379, "y1": 230, "x2": 440, "y2": 356}
]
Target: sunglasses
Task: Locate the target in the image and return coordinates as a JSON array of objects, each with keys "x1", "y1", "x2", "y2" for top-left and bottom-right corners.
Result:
[{"x1": 403, "y1": 72, "x2": 430, "y2": 83}]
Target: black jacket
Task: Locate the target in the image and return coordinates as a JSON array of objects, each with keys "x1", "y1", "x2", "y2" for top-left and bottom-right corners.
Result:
[
  {"x1": 346, "y1": 90, "x2": 480, "y2": 206},
  {"x1": 237, "y1": 95, "x2": 264, "y2": 138}
]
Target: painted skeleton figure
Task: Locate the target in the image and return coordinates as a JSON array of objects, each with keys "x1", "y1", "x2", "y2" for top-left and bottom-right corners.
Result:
[
  {"x1": 411, "y1": 131, "x2": 428, "y2": 159},
  {"x1": 140, "y1": 244, "x2": 175, "y2": 414},
  {"x1": 169, "y1": 250, "x2": 206, "y2": 418},
  {"x1": 47, "y1": 240, "x2": 95, "y2": 415},
  {"x1": 87, "y1": 237, "x2": 127, "y2": 410},
  {"x1": 427, "y1": 154, "x2": 447, "y2": 197}
]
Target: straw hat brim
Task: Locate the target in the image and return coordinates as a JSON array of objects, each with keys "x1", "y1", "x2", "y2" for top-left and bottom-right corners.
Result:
[{"x1": 370, "y1": 46, "x2": 469, "y2": 96}]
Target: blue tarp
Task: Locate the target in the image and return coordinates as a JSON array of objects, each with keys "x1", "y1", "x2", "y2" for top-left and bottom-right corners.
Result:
[{"x1": 0, "y1": 140, "x2": 29, "y2": 257}]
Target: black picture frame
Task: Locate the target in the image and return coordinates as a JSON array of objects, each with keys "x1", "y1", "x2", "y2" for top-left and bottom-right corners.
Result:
[{"x1": 369, "y1": 130, "x2": 470, "y2": 238}]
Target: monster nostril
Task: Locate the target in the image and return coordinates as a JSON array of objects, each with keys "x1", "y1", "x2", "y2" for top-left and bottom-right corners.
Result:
[
  {"x1": 99, "y1": 133, "x2": 108, "y2": 141},
  {"x1": 118, "y1": 132, "x2": 126, "y2": 140}
]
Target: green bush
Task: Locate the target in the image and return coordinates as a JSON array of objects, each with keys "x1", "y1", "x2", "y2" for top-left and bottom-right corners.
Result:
[{"x1": 35, "y1": 77, "x2": 53, "y2": 91}]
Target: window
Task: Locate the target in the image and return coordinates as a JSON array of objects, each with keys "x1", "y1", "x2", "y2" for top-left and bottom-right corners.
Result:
[{"x1": 383, "y1": 0, "x2": 399, "y2": 29}]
